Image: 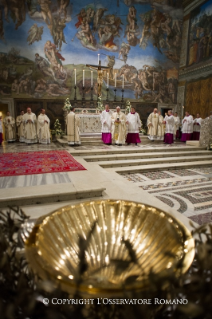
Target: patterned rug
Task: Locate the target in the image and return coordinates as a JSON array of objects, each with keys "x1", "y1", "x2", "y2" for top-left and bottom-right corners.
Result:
[{"x1": 0, "y1": 151, "x2": 86, "y2": 177}]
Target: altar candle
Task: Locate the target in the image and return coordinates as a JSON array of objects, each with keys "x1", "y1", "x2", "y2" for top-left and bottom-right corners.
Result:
[
  {"x1": 98, "y1": 53, "x2": 100, "y2": 64},
  {"x1": 115, "y1": 73, "x2": 117, "y2": 88},
  {"x1": 74, "y1": 69, "x2": 76, "y2": 85},
  {"x1": 83, "y1": 70, "x2": 85, "y2": 87},
  {"x1": 122, "y1": 75, "x2": 124, "y2": 89},
  {"x1": 107, "y1": 73, "x2": 109, "y2": 88},
  {"x1": 91, "y1": 71, "x2": 93, "y2": 87}
]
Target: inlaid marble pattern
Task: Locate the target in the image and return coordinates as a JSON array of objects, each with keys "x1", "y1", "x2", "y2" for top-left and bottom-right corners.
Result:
[
  {"x1": 189, "y1": 212, "x2": 212, "y2": 226},
  {"x1": 190, "y1": 167, "x2": 212, "y2": 174},
  {"x1": 0, "y1": 172, "x2": 72, "y2": 189},
  {"x1": 167, "y1": 169, "x2": 200, "y2": 176},
  {"x1": 0, "y1": 142, "x2": 66, "y2": 154},
  {"x1": 140, "y1": 178, "x2": 212, "y2": 191},
  {"x1": 136, "y1": 171, "x2": 172, "y2": 180},
  {"x1": 122, "y1": 173, "x2": 145, "y2": 183}
]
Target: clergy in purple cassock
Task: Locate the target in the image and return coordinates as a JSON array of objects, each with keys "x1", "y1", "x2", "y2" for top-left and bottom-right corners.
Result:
[
  {"x1": 181, "y1": 111, "x2": 193, "y2": 142},
  {"x1": 163, "y1": 110, "x2": 175, "y2": 144},
  {"x1": 193, "y1": 113, "x2": 202, "y2": 140},
  {"x1": 126, "y1": 107, "x2": 142, "y2": 145},
  {"x1": 100, "y1": 104, "x2": 112, "y2": 145}
]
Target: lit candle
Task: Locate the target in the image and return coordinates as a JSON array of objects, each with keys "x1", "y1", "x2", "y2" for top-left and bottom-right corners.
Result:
[
  {"x1": 122, "y1": 75, "x2": 124, "y2": 89},
  {"x1": 115, "y1": 73, "x2": 117, "y2": 88},
  {"x1": 83, "y1": 70, "x2": 85, "y2": 87},
  {"x1": 91, "y1": 71, "x2": 93, "y2": 87},
  {"x1": 107, "y1": 73, "x2": 109, "y2": 88},
  {"x1": 74, "y1": 69, "x2": 76, "y2": 85},
  {"x1": 98, "y1": 54, "x2": 100, "y2": 64}
]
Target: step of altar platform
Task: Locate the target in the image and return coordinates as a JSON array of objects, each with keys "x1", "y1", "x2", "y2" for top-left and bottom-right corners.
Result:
[
  {"x1": 0, "y1": 183, "x2": 105, "y2": 208},
  {"x1": 71, "y1": 146, "x2": 206, "y2": 156},
  {"x1": 57, "y1": 135, "x2": 159, "y2": 145},
  {"x1": 107, "y1": 160, "x2": 212, "y2": 174},
  {"x1": 97, "y1": 154, "x2": 212, "y2": 168},
  {"x1": 83, "y1": 150, "x2": 211, "y2": 162},
  {"x1": 186, "y1": 140, "x2": 200, "y2": 147}
]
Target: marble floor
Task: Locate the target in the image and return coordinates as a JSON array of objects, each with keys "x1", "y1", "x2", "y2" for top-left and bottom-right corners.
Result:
[{"x1": 0, "y1": 140, "x2": 211, "y2": 229}]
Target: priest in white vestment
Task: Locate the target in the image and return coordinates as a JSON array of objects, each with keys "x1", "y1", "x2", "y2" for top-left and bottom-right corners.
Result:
[
  {"x1": 66, "y1": 107, "x2": 81, "y2": 146},
  {"x1": 193, "y1": 113, "x2": 202, "y2": 140},
  {"x1": 181, "y1": 111, "x2": 193, "y2": 142},
  {"x1": 157, "y1": 111, "x2": 165, "y2": 140},
  {"x1": 16, "y1": 110, "x2": 25, "y2": 142},
  {"x1": 174, "y1": 112, "x2": 180, "y2": 140},
  {"x1": 147, "y1": 108, "x2": 159, "y2": 140},
  {"x1": 0, "y1": 116, "x2": 3, "y2": 145},
  {"x1": 126, "y1": 107, "x2": 142, "y2": 145},
  {"x1": 100, "y1": 104, "x2": 112, "y2": 144},
  {"x1": 111, "y1": 106, "x2": 126, "y2": 146},
  {"x1": 3, "y1": 111, "x2": 16, "y2": 142},
  {"x1": 163, "y1": 110, "x2": 175, "y2": 144},
  {"x1": 37, "y1": 109, "x2": 50, "y2": 144},
  {"x1": 23, "y1": 108, "x2": 37, "y2": 144}
]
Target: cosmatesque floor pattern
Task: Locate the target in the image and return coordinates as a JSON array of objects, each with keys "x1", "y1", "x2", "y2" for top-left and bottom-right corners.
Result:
[{"x1": 121, "y1": 168, "x2": 212, "y2": 225}]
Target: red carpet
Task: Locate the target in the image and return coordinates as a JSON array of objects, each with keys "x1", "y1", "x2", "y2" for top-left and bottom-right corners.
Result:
[{"x1": 0, "y1": 151, "x2": 86, "y2": 177}]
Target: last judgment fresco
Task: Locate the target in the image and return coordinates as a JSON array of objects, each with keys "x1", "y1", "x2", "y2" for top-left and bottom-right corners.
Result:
[{"x1": 0, "y1": 0, "x2": 183, "y2": 102}]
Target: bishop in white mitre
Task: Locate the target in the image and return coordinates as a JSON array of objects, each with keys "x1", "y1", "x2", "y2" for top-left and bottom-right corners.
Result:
[
  {"x1": 181, "y1": 111, "x2": 193, "y2": 142},
  {"x1": 66, "y1": 107, "x2": 81, "y2": 146},
  {"x1": 23, "y1": 107, "x2": 37, "y2": 144},
  {"x1": 147, "y1": 108, "x2": 159, "y2": 140},
  {"x1": 37, "y1": 109, "x2": 50, "y2": 144},
  {"x1": 3, "y1": 111, "x2": 16, "y2": 142},
  {"x1": 163, "y1": 110, "x2": 175, "y2": 144},
  {"x1": 157, "y1": 111, "x2": 165, "y2": 140},
  {"x1": 193, "y1": 113, "x2": 202, "y2": 140},
  {"x1": 100, "y1": 104, "x2": 112, "y2": 145},
  {"x1": 126, "y1": 107, "x2": 142, "y2": 145},
  {"x1": 173, "y1": 112, "x2": 180, "y2": 140},
  {"x1": 16, "y1": 110, "x2": 25, "y2": 142},
  {"x1": 111, "y1": 106, "x2": 126, "y2": 146}
]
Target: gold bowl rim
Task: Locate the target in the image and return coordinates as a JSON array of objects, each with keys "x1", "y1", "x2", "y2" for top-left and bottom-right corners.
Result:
[{"x1": 25, "y1": 199, "x2": 195, "y2": 296}]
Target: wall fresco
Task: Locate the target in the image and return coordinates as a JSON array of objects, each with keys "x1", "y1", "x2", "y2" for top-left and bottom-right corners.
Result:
[{"x1": 0, "y1": 0, "x2": 182, "y2": 103}]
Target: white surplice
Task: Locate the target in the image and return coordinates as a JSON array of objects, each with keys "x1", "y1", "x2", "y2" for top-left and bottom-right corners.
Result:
[
  {"x1": 193, "y1": 118, "x2": 202, "y2": 132},
  {"x1": 182, "y1": 115, "x2": 193, "y2": 134},
  {"x1": 37, "y1": 114, "x2": 50, "y2": 144},
  {"x1": 100, "y1": 110, "x2": 112, "y2": 133},
  {"x1": 16, "y1": 115, "x2": 25, "y2": 142},
  {"x1": 23, "y1": 112, "x2": 37, "y2": 143},
  {"x1": 3, "y1": 116, "x2": 16, "y2": 141},
  {"x1": 126, "y1": 112, "x2": 142, "y2": 133},
  {"x1": 164, "y1": 115, "x2": 175, "y2": 134}
]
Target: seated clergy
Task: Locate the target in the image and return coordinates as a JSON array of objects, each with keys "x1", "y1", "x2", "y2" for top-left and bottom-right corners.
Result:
[
  {"x1": 100, "y1": 103, "x2": 112, "y2": 145},
  {"x1": 16, "y1": 110, "x2": 25, "y2": 142},
  {"x1": 181, "y1": 111, "x2": 193, "y2": 142},
  {"x1": 126, "y1": 107, "x2": 142, "y2": 145},
  {"x1": 193, "y1": 113, "x2": 202, "y2": 140},
  {"x1": 37, "y1": 109, "x2": 50, "y2": 144},
  {"x1": 3, "y1": 111, "x2": 16, "y2": 142},
  {"x1": 111, "y1": 106, "x2": 126, "y2": 146},
  {"x1": 23, "y1": 108, "x2": 37, "y2": 144},
  {"x1": 163, "y1": 110, "x2": 175, "y2": 145},
  {"x1": 66, "y1": 107, "x2": 81, "y2": 146}
]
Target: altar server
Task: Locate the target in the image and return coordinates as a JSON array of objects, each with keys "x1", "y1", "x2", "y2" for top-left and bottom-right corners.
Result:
[
  {"x1": 193, "y1": 113, "x2": 202, "y2": 140},
  {"x1": 163, "y1": 110, "x2": 175, "y2": 144},
  {"x1": 147, "y1": 108, "x2": 159, "y2": 140},
  {"x1": 100, "y1": 104, "x2": 112, "y2": 144},
  {"x1": 157, "y1": 111, "x2": 165, "y2": 140},
  {"x1": 16, "y1": 110, "x2": 25, "y2": 142},
  {"x1": 0, "y1": 116, "x2": 3, "y2": 145},
  {"x1": 23, "y1": 107, "x2": 37, "y2": 144},
  {"x1": 66, "y1": 107, "x2": 81, "y2": 146},
  {"x1": 174, "y1": 112, "x2": 180, "y2": 140},
  {"x1": 111, "y1": 106, "x2": 126, "y2": 146},
  {"x1": 181, "y1": 111, "x2": 193, "y2": 142},
  {"x1": 37, "y1": 109, "x2": 50, "y2": 144},
  {"x1": 126, "y1": 107, "x2": 142, "y2": 145},
  {"x1": 3, "y1": 111, "x2": 16, "y2": 142}
]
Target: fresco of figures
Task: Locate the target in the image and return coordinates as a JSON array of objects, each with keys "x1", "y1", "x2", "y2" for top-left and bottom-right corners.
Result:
[
  {"x1": 0, "y1": 0, "x2": 183, "y2": 102},
  {"x1": 188, "y1": 0, "x2": 212, "y2": 66}
]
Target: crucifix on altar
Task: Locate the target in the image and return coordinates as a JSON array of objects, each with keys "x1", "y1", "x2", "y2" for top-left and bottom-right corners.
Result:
[{"x1": 86, "y1": 54, "x2": 110, "y2": 97}]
